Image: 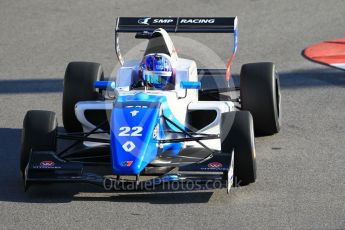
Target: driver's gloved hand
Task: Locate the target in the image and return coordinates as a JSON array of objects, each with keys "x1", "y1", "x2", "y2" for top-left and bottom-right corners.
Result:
[
  {"x1": 131, "y1": 80, "x2": 146, "y2": 89},
  {"x1": 131, "y1": 80, "x2": 154, "y2": 90}
]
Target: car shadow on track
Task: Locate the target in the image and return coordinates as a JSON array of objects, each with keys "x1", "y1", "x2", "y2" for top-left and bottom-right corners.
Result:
[
  {"x1": 279, "y1": 68, "x2": 345, "y2": 88},
  {"x1": 231, "y1": 67, "x2": 345, "y2": 89},
  {"x1": 72, "y1": 192, "x2": 214, "y2": 204},
  {"x1": 0, "y1": 78, "x2": 63, "y2": 94},
  {"x1": 0, "y1": 128, "x2": 213, "y2": 204}
]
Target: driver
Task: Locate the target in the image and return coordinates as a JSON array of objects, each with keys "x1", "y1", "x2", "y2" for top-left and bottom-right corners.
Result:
[{"x1": 134, "y1": 53, "x2": 175, "y2": 90}]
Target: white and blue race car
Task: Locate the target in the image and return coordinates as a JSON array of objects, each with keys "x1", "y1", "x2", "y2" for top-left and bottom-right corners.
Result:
[{"x1": 20, "y1": 17, "x2": 281, "y2": 193}]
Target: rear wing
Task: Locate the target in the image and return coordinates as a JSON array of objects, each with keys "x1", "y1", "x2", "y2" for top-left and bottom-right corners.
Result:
[
  {"x1": 116, "y1": 17, "x2": 237, "y2": 33},
  {"x1": 115, "y1": 17, "x2": 238, "y2": 80}
]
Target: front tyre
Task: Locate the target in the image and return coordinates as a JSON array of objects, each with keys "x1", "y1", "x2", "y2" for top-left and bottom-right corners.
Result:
[
  {"x1": 20, "y1": 110, "x2": 57, "y2": 178},
  {"x1": 221, "y1": 111, "x2": 256, "y2": 186}
]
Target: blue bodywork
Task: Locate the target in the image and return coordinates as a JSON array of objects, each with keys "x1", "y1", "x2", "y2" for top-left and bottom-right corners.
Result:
[
  {"x1": 94, "y1": 81, "x2": 116, "y2": 90},
  {"x1": 110, "y1": 92, "x2": 182, "y2": 175},
  {"x1": 180, "y1": 81, "x2": 201, "y2": 89}
]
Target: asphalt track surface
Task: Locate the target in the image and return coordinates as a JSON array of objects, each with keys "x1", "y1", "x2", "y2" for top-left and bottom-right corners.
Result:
[{"x1": 1, "y1": 0, "x2": 345, "y2": 229}]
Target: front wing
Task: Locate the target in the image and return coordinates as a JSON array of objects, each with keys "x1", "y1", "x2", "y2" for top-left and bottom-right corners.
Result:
[{"x1": 25, "y1": 149, "x2": 234, "y2": 193}]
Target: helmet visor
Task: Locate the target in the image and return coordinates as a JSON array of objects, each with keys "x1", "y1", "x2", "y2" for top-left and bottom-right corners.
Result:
[{"x1": 143, "y1": 70, "x2": 172, "y2": 86}]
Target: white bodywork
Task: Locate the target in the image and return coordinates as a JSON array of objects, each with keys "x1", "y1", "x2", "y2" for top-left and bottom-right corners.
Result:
[{"x1": 75, "y1": 29, "x2": 235, "y2": 150}]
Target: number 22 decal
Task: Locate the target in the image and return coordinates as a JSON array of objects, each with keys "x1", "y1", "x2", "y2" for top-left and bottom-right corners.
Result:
[{"x1": 119, "y1": 126, "x2": 143, "y2": 136}]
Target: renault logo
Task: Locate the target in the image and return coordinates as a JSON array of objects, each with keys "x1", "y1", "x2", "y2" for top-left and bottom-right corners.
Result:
[{"x1": 122, "y1": 141, "x2": 136, "y2": 152}]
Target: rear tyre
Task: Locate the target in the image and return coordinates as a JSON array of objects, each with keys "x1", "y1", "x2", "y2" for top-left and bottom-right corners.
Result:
[
  {"x1": 20, "y1": 110, "x2": 57, "y2": 178},
  {"x1": 240, "y1": 62, "x2": 281, "y2": 136},
  {"x1": 62, "y1": 62, "x2": 104, "y2": 132},
  {"x1": 221, "y1": 111, "x2": 256, "y2": 186}
]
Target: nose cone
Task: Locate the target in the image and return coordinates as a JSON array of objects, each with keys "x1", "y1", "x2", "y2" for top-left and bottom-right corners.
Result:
[
  {"x1": 110, "y1": 95, "x2": 162, "y2": 175},
  {"x1": 133, "y1": 92, "x2": 150, "y2": 100}
]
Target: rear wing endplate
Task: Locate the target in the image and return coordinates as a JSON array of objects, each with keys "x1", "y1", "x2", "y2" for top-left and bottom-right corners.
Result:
[{"x1": 115, "y1": 17, "x2": 238, "y2": 80}]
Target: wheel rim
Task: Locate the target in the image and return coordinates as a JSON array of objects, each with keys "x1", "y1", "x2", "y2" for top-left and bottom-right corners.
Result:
[{"x1": 275, "y1": 72, "x2": 281, "y2": 125}]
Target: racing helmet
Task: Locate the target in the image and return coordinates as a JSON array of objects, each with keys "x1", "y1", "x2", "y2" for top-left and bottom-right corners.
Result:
[{"x1": 139, "y1": 53, "x2": 175, "y2": 89}]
